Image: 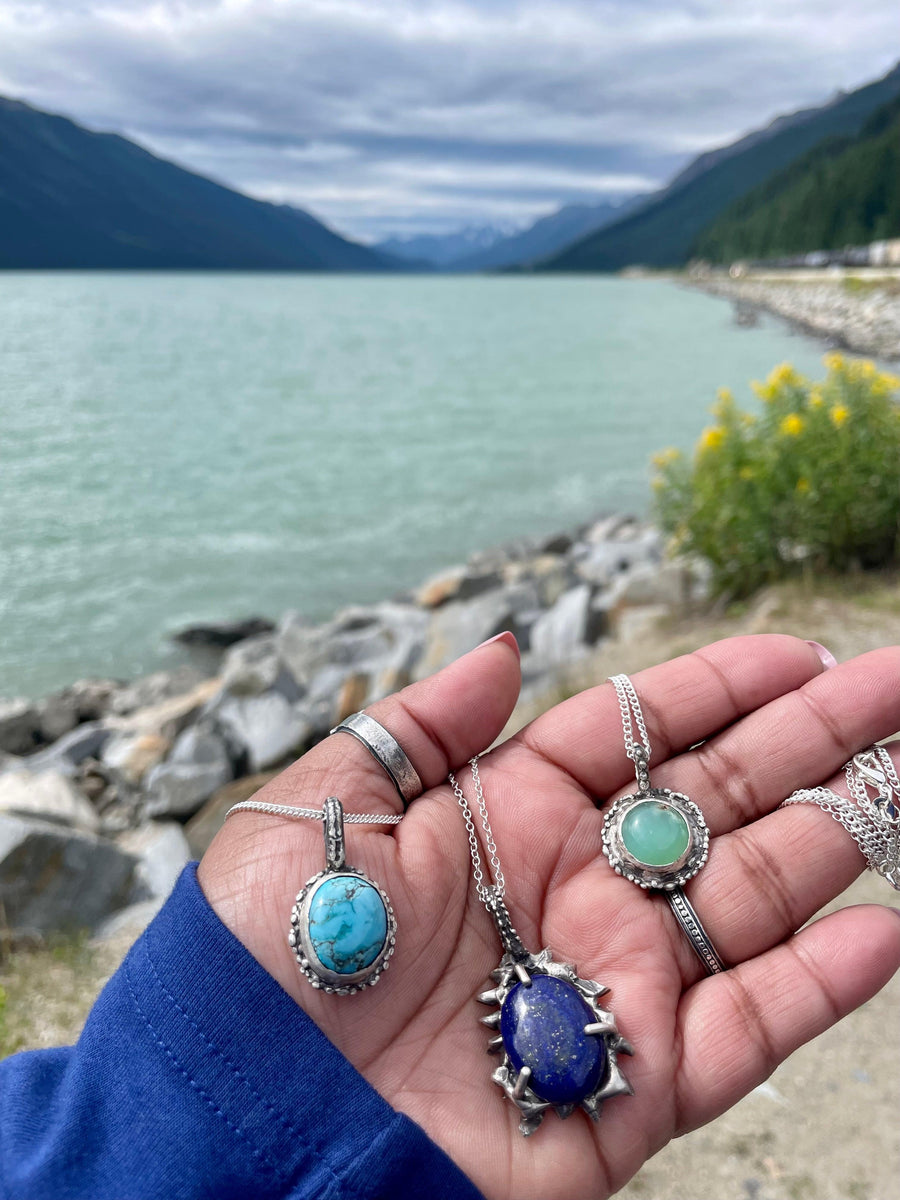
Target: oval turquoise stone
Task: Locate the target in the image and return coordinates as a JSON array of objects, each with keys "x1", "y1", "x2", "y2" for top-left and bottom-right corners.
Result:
[
  {"x1": 308, "y1": 874, "x2": 388, "y2": 975},
  {"x1": 500, "y1": 975, "x2": 606, "y2": 1105},
  {"x1": 621, "y1": 800, "x2": 690, "y2": 867}
]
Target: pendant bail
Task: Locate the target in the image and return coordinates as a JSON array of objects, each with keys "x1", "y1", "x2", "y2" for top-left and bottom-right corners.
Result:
[
  {"x1": 485, "y1": 889, "x2": 529, "y2": 961},
  {"x1": 323, "y1": 795, "x2": 346, "y2": 871},
  {"x1": 630, "y1": 744, "x2": 652, "y2": 794}
]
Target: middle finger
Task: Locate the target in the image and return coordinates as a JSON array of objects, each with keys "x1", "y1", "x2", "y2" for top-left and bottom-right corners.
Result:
[
  {"x1": 678, "y1": 735, "x2": 900, "y2": 979},
  {"x1": 646, "y1": 645, "x2": 900, "y2": 835}
]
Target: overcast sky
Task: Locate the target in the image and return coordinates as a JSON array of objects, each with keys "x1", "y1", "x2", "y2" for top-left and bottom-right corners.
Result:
[{"x1": 0, "y1": 1, "x2": 897, "y2": 241}]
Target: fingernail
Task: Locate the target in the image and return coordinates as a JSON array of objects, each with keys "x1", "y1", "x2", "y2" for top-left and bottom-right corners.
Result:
[
  {"x1": 477, "y1": 630, "x2": 520, "y2": 660},
  {"x1": 805, "y1": 640, "x2": 838, "y2": 669}
]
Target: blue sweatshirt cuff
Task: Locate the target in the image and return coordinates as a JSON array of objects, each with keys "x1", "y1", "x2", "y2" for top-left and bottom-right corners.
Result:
[{"x1": 0, "y1": 863, "x2": 485, "y2": 1200}]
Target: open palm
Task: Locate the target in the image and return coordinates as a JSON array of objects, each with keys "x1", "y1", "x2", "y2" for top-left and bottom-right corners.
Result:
[{"x1": 199, "y1": 633, "x2": 900, "y2": 1199}]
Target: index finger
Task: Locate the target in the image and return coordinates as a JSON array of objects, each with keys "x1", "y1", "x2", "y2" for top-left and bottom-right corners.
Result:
[{"x1": 517, "y1": 634, "x2": 825, "y2": 799}]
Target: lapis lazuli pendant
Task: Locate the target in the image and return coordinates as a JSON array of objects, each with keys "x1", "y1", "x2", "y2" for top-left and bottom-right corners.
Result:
[
  {"x1": 289, "y1": 796, "x2": 396, "y2": 995},
  {"x1": 477, "y1": 891, "x2": 633, "y2": 1136}
]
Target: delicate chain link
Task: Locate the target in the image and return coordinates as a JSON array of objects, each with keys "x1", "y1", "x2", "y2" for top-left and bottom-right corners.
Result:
[
  {"x1": 448, "y1": 756, "x2": 505, "y2": 906},
  {"x1": 845, "y1": 746, "x2": 900, "y2": 806},
  {"x1": 609, "y1": 673, "x2": 653, "y2": 792},
  {"x1": 781, "y1": 746, "x2": 900, "y2": 889},
  {"x1": 224, "y1": 799, "x2": 402, "y2": 824}
]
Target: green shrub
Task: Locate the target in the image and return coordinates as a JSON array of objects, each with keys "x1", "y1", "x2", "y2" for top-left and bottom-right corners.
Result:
[{"x1": 652, "y1": 354, "x2": 900, "y2": 599}]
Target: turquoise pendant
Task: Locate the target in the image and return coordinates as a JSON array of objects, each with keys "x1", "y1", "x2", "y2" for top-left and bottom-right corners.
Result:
[{"x1": 289, "y1": 796, "x2": 396, "y2": 995}]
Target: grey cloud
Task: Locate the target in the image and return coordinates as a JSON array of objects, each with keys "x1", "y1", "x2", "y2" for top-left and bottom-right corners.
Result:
[{"x1": 0, "y1": 1, "x2": 896, "y2": 239}]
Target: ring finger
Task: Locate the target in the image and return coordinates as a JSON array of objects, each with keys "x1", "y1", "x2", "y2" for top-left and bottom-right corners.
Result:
[
  {"x1": 664, "y1": 740, "x2": 900, "y2": 982},
  {"x1": 646, "y1": 645, "x2": 900, "y2": 837}
]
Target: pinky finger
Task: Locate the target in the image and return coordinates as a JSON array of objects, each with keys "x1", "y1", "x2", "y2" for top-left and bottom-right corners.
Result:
[{"x1": 673, "y1": 904, "x2": 900, "y2": 1133}]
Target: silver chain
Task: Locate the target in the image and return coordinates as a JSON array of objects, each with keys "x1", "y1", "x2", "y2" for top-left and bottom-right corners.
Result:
[
  {"x1": 448, "y1": 757, "x2": 505, "y2": 906},
  {"x1": 609, "y1": 673, "x2": 653, "y2": 793},
  {"x1": 780, "y1": 747, "x2": 900, "y2": 890},
  {"x1": 224, "y1": 799, "x2": 402, "y2": 824}
]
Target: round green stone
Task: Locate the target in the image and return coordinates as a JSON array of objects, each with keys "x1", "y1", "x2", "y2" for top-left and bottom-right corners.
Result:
[{"x1": 621, "y1": 800, "x2": 690, "y2": 867}]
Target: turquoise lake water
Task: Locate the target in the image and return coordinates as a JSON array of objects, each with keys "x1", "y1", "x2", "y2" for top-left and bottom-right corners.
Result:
[{"x1": 1, "y1": 273, "x2": 836, "y2": 698}]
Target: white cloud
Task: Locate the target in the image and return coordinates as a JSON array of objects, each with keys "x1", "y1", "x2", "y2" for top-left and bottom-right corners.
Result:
[{"x1": 0, "y1": 1, "x2": 896, "y2": 238}]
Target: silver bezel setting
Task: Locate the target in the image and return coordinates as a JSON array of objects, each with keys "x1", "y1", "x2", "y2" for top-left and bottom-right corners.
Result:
[
  {"x1": 601, "y1": 788, "x2": 709, "y2": 890},
  {"x1": 289, "y1": 867, "x2": 397, "y2": 996},
  {"x1": 478, "y1": 949, "x2": 634, "y2": 1137}
]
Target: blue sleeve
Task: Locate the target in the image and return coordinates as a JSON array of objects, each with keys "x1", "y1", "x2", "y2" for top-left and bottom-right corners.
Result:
[{"x1": 0, "y1": 864, "x2": 485, "y2": 1200}]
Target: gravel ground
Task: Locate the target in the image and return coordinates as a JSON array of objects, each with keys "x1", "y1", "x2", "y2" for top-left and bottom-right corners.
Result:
[{"x1": 619, "y1": 872, "x2": 899, "y2": 1200}]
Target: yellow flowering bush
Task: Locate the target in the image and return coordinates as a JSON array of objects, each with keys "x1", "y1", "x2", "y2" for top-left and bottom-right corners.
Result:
[{"x1": 652, "y1": 355, "x2": 900, "y2": 598}]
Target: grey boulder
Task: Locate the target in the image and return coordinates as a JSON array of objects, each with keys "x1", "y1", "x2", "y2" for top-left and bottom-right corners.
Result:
[
  {"x1": 0, "y1": 813, "x2": 137, "y2": 935},
  {"x1": 171, "y1": 617, "x2": 275, "y2": 649},
  {"x1": 17, "y1": 722, "x2": 111, "y2": 778},
  {"x1": 117, "y1": 821, "x2": 192, "y2": 904},
  {"x1": 35, "y1": 692, "x2": 80, "y2": 743},
  {"x1": 0, "y1": 699, "x2": 41, "y2": 756},
  {"x1": 573, "y1": 528, "x2": 663, "y2": 588},
  {"x1": 220, "y1": 634, "x2": 301, "y2": 700},
  {"x1": 101, "y1": 731, "x2": 171, "y2": 787},
  {"x1": 415, "y1": 589, "x2": 519, "y2": 679},
  {"x1": 66, "y1": 678, "x2": 120, "y2": 722},
  {"x1": 108, "y1": 678, "x2": 222, "y2": 741},
  {"x1": 606, "y1": 560, "x2": 698, "y2": 608},
  {"x1": 109, "y1": 666, "x2": 209, "y2": 717},
  {"x1": 528, "y1": 584, "x2": 593, "y2": 668},
  {"x1": 212, "y1": 691, "x2": 311, "y2": 772},
  {"x1": 0, "y1": 769, "x2": 100, "y2": 833},
  {"x1": 279, "y1": 604, "x2": 426, "y2": 688},
  {"x1": 144, "y1": 726, "x2": 233, "y2": 818}
]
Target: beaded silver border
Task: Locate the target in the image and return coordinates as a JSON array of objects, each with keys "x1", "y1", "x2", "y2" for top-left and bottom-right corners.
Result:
[
  {"x1": 289, "y1": 868, "x2": 397, "y2": 995},
  {"x1": 601, "y1": 788, "x2": 710, "y2": 890}
]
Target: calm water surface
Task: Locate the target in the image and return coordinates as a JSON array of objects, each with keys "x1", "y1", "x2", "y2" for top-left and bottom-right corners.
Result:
[{"x1": 1, "y1": 273, "x2": 833, "y2": 697}]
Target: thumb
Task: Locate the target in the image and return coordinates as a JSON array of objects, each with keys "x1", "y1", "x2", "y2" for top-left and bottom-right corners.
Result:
[
  {"x1": 228, "y1": 629, "x2": 522, "y2": 822},
  {"x1": 198, "y1": 633, "x2": 521, "y2": 947}
]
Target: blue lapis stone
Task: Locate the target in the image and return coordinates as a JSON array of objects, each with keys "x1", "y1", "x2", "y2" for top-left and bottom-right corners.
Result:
[
  {"x1": 500, "y1": 974, "x2": 606, "y2": 1105},
  {"x1": 308, "y1": 874, "x2": 388, "y2": 975}
]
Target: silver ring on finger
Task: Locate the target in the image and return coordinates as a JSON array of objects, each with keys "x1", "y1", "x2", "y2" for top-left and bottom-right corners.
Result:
[
  {"x1": 329, "y1": 711, "x2": 423, "y2": 808},
  {"x1": 664, "y1": 889, "x2": 726, "y2": 975}
]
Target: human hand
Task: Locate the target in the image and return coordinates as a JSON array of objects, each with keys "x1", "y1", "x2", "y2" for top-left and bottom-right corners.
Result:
[{"x1": 199, "y1": 633, "x2": 900, "y2": 1199}]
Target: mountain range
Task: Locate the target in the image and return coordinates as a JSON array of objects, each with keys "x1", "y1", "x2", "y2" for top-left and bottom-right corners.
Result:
[
  {"x1": 0, "y1": 97, "x2": 395, "y2": 270},
  {"x1": 693, "y1": 91, "x2": 900, "y2": 262},
  {"x1": 540, "y1": 61, "x2": 900, "y2": 271},
  {"x1": 2, "y1": 60, "x2": 898, "y2": 272},
  {"x1": 375, "y1": 224, "x2": 519, "y2": 268},
  {"x1": 375, "y1": 199, "x2": 643, "y2": 271}
]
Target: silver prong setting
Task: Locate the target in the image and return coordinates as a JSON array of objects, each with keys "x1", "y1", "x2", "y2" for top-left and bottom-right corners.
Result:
[
  {"x1": 584, "y1": 1019, "x2": 617, "y2": 1037},
  {"x1": 512, "y1": 1066, "x2": 532, "y2": 1099},
  {"x1": 477, "y1": 948, "x2": 633, "y2": 1134}
]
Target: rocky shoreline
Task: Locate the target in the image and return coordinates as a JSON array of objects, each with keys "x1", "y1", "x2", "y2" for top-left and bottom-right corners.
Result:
[
  {"x1": 0, "y1": 515, "x2": 705, "y2": 942},
  {"x1": 690, "y1": 273, "x2": 900, "y2": 361}
]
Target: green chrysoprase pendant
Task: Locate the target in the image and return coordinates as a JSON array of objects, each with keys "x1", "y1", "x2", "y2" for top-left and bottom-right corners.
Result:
[
  {"x1": 602, "y1": 787, "x2": 710, "y2": 890},
  {"x1": 620, "y1": 800, "x2": 690, "y2": 867}
]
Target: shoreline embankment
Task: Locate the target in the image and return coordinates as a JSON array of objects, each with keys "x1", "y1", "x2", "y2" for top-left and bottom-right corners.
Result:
[
  {"x1": 688, "y1": 270, "x2": 900, "y2": 361},
  {"x1": 0, "y1": 514, "x2": 706, "y2": 941}
]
